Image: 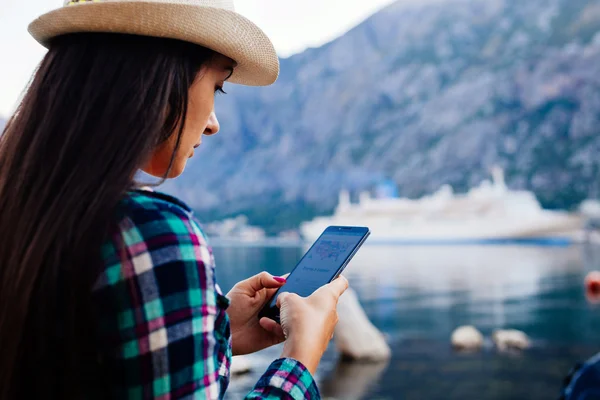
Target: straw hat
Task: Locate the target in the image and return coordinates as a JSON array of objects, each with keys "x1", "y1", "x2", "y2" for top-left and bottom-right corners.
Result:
[{"x1": 28, "y1": 0, "x2": 279, "y2": 86}]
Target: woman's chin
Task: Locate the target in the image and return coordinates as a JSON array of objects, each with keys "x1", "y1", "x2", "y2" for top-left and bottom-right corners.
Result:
[
  {"x1": 142, "y1": 163, "x2": 186, "y2": 179},
  {"x1": 167, "y1": 163, "x2": 186, "y2": 178}
]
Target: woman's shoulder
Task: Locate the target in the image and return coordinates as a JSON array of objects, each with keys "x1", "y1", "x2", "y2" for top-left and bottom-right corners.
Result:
[
  {"x1": 119, "y1": 188, "x2": 208, "y2": 231},
  {"x1": 103, "y1": 189, "x2": 211, "y2": 263},
  {"x1": 98, "y1": 188, "x2": 214, "y2": 290},
  {"x1": 120, "y1": 188, "x2": 195, "y2": 219}
]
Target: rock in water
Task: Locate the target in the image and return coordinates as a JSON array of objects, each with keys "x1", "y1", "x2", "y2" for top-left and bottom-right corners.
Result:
[
  {"x1": 334, "y1": 288, "x2": 391, "y2": 361},
  {"x1": 451, "y1": 326, "x2": 484, "y2": 351},
  {"x1": 230, "y1": 356, "x2": 252, "y2": 375},
  {"x1": 492, "y1": 329, "x2": 530, "y2": 351}
]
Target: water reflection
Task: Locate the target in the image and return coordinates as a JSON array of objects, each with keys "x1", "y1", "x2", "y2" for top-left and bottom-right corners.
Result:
[
  {"x1": 214, "y1": 244, "x2": 600, "y2": 399},
  {"x1": 319, "y1": 359, "x2": 390, "y2": 400},
  {"x1": 214, "y1": 245, "x2": 303, "y2": 290},
  {"x1": 329, "y1": 245, "x2": 600, "y2": 343},
  {"x1": 345, "y1": 245, "x2": 584, "y2": 300}
]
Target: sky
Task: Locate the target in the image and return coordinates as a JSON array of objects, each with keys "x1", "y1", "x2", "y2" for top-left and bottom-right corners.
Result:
[{"x1": 0, "y1": 0, "x2": 404, "y2": 117}]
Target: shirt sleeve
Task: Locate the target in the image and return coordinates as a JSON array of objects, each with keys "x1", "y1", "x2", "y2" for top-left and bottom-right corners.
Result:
[
  {"x1": 94, "y1": 205, "x2": 226, "y2": 398},
  {"x1": 246, "y1": 358, "x2": 321, "y2": 400}
]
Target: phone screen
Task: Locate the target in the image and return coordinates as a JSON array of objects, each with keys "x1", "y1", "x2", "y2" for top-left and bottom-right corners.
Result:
[{"x1": 266, "y1": 227, "x2": 369, "y2": 309}]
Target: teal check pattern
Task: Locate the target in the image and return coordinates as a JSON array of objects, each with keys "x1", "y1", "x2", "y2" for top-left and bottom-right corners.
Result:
[{"x1": 92, "y1": 190, "x2": 320, "y2": 399}]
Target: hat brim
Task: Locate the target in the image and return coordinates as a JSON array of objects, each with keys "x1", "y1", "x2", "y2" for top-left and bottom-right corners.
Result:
[{"x1": 28, "y1": 2, "x2": 279, "y2": 86}]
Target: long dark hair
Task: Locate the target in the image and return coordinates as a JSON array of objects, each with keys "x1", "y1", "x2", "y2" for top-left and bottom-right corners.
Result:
[{"x1": 0, "y1": 33, "x2": 215, "y2": 398}]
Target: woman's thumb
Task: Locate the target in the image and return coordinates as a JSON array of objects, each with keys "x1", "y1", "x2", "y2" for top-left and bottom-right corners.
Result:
[
  {"x1": 327, "y1": 275, "x2": 349, "y2": 298},
  {"x1": 276, "y1": 292, "x2": 289, "y2": 308}
]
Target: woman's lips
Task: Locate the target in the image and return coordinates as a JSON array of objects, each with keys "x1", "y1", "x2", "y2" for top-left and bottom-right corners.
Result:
[{"x1": 190, "y1": 142, "x2": 201, "y2": 158}]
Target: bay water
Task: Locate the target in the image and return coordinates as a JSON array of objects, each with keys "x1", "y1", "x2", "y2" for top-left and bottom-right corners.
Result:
[{"x1": 215, "y1": 243, "x2": 600, "y2": 399}]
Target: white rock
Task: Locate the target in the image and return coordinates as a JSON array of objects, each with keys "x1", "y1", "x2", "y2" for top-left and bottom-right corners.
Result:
[
  {"x1": 492, "y1": 329, "x2": 530, "y2": 351},
  {"x1": 451, "y1": 326, "x2": 484, "y2": 351},
  {"x1": 230, "y1": 355, "x2": 252, "y2": 375},
  {"x1": 334, "y1": 288, "x2": 391, "y2": 361}
]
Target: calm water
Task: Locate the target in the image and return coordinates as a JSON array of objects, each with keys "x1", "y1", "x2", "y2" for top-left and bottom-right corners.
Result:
[{"x1": 213, "y1": 243, "x2": 600, "y2": 399}]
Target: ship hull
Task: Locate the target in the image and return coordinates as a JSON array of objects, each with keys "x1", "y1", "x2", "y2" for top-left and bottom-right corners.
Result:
[{"x1": 300, "y1": 214, "x2": 584, "y2": 246}]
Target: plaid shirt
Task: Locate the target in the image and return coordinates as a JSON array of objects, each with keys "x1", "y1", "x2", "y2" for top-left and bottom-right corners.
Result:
[{"x1": 93, "y1": 190, "x2": 320, "y2": 399}]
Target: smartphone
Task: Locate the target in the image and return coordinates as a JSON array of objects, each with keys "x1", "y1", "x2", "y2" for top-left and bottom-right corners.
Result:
[{"x1": 258, "y1": 226, "x2": 370, "y2": 323}]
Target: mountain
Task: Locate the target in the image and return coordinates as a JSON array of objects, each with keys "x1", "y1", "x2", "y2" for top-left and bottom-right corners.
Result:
[{"x1": 161, "y1": 0, "x2": 600, "y2": 233}]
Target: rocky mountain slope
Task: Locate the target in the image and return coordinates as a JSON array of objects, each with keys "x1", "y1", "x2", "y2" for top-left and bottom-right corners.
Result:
[{"x1": 161, "y1": 0, "x2": 600, "y2": 231}]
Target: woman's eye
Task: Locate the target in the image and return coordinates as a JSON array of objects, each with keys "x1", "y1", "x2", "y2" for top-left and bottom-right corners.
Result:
[{"x1": 215, "y1": 86, "x2": 227, "y2": 95}]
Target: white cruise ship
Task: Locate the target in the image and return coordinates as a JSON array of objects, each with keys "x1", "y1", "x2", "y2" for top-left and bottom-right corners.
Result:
[{"x1": 300, "y1": 168, "x2": 584, "y2": 245}]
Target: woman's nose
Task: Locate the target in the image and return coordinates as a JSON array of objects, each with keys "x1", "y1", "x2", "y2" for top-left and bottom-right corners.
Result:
[{"x1": 204, "y1": 111, "x2": 220, "y2": 136}]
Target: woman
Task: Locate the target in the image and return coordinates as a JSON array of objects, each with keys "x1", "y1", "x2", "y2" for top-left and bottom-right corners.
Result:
[{"x1": 0, "y1": 0, "x2": 348, "y2": 398}]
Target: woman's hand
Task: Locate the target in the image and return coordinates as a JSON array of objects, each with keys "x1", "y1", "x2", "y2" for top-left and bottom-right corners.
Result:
[
  {"x1": 261, "y1": 276, "x2": 349, "y2": 375},
  {"x1": 226, "y1": 272, "x2": 287, "y2": 356}
]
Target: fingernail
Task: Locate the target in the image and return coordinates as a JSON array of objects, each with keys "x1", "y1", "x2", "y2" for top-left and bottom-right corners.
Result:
[{"x1": 274, "y1": 277, "x2": 286, "y2": 283}]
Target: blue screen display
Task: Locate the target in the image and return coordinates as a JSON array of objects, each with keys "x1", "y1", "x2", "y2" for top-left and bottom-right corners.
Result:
[{"x1": 269, "y1": 229, "x2": 367, "y2": 306}]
